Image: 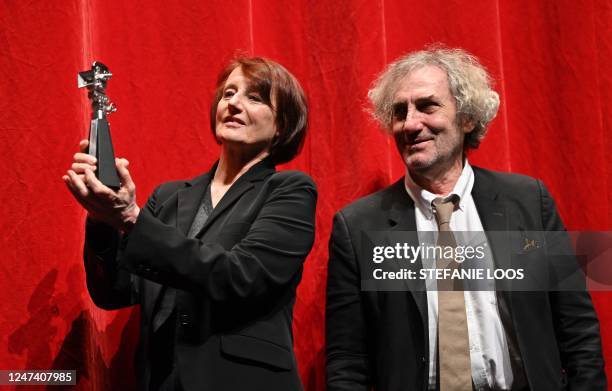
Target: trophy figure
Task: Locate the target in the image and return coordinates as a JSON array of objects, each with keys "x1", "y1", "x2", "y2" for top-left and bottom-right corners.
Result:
[{"x1": 78, "y1": 61, "x2": 121, "y2": 189}]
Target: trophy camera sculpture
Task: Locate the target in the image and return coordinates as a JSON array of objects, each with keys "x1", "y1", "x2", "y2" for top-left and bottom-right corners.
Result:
[{"x1": 77, "y1": 61, "x2": 120, "y2": 189}]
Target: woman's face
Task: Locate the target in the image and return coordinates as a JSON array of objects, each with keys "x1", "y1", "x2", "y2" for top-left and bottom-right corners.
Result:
[{"x1": 215, "y1": 67, "x2": 278, "y2": 153}]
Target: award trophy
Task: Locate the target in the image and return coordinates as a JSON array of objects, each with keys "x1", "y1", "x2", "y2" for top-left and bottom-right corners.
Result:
[{"x1": 77, "y1": 61, "x2": 121, "y2": 189}]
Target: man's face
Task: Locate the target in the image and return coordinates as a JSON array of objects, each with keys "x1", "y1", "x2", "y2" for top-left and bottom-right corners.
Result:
[{"x1": 391, "y1": 65, "x2": 471, "y2": 175}]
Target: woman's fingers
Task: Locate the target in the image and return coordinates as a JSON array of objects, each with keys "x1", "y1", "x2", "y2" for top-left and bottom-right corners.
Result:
[
  {"x1": 66, "y1": 170, "x2": 89, "y2": 198},
  {"x1": 64, "y1": 144, "x2": 139, "y2": 232},
  {"x1": 79, "y1": 139, "x2": 89, "y2": 153},
  {"x1": 71, "y1": 162, "x2": 97, "y2": 174},
  {"x1": 73, "y1": 152, "x2": 97, "y2": 165},
  {"x1": 116, "y1": 158, "x2": 135, "y2": 193},
  {"x1": 84, "y1": 168, "x2": 113, "y2": 198}
]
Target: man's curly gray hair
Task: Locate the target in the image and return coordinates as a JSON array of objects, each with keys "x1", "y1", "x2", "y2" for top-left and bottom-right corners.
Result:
[{"x1": 368, "y1": 47, "x2": 500, "y2": 149}]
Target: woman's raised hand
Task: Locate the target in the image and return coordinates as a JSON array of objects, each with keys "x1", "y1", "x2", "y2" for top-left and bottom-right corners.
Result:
[{"x1": 63, "y1": 139, "x2": 140, "y2": 232}]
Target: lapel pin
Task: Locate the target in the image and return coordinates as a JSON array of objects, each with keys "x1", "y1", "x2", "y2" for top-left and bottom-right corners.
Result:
[{"x1": 522, "y1": 237, "x2": 540, "y2": 252}]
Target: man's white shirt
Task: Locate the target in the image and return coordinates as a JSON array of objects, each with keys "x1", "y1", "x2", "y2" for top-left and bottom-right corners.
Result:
[{"x1": 403, "y1": 161, "x2": 513, "y2": 390}]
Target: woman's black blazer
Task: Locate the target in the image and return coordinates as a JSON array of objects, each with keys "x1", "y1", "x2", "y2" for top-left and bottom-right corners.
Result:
[{"x1": 84, "y1": 158, "x2": 317, "y2": 391}]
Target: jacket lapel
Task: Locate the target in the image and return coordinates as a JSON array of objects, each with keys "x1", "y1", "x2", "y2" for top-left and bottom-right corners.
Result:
[
  {"x1": 180, "y1": 158, "x2": 276, "y2": 238},
  {"x1": 386, "y1": 180, "x2": 429, "y2": 336},
  {"x1": 472, "y1": 167, "x2": 529, "y2": 385},
  {"x1": 471, "y1": 167, "x2": 509, "y2": 270},
  {"x1": 177, "y1": 171, "x2": 213, "y2": 235},
  {"x1": 472, "y1": 167, "x2": 519, "y2": 329},
  {"x1": 146, "y1": 170, "x2": 213, "y2": 332}
]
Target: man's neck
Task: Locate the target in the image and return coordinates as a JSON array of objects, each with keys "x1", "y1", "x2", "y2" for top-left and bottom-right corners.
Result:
[{"x1": 408, "y1": 159, "x2": 464, "y2": 196}]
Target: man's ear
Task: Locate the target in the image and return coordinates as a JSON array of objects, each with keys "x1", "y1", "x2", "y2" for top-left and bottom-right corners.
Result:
[{"x1": 459, "y1": 115, "x2": 476, "y2": 134}]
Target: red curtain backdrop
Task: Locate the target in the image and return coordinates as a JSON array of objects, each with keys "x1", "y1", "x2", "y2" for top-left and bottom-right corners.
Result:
[{"x1": 1, "y1": 0, "x2": 611, "y2": 389}]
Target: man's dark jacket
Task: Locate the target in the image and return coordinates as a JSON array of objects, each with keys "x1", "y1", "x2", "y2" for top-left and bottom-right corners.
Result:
[
  {"x1": 326, "y1": 166, "x2": 606, "y2": 391},
  {"x1": 84, "y1": 159, "x2": 317, "y2": 390}
]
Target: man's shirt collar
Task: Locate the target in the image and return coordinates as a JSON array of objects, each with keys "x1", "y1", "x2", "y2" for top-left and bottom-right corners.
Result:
[{"x1": 403, "y1": 160, "x2": 475, "y2": 220}]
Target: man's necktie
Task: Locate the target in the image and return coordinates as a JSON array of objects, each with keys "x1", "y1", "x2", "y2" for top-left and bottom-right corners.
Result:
[{"x1": 432, "y1": 196, "x2": 472, "y2": 391}]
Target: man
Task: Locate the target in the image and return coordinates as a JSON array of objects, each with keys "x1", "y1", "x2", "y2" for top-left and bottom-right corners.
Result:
[{"x1": 326, "y1": 47, "x2": 606, "y2": 391}]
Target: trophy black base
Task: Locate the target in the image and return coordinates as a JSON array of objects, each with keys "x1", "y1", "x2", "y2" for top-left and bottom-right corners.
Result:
[{"x1": 89, "y1": 118, "x2": 121, "y2": 189}]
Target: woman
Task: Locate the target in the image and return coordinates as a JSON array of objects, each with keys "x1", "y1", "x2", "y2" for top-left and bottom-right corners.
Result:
[{"x1": 63, "y1": 57, "x2": 316, "y2": 391}]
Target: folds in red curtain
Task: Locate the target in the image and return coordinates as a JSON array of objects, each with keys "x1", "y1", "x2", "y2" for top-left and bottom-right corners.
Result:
[{"x1": 0, "y1": 1, "x2": 610, "y2": 389}]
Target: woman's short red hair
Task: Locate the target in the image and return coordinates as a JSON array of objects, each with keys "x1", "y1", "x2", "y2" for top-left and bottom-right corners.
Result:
[{"x1": 210, "y1": 57, "x2": 308, "y2": 165}]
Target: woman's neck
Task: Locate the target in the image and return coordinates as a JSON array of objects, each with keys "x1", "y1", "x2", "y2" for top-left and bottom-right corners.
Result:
[{"x1": 213, "y1": 146, "x2": 269, "y2": 186}]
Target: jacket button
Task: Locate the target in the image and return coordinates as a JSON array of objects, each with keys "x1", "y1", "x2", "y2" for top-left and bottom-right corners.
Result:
[
  {"x1": 179, "y1": 314, "x2": 191, "y2": 326},
  {"x1": 421, "y1": 356, "x2": 427, "y2": 363}
]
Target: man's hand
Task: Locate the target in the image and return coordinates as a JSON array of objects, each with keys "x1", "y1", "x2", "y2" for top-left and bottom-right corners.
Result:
[{"x1": 63, "y1": 139, "x2": 140, "y2": 232}]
